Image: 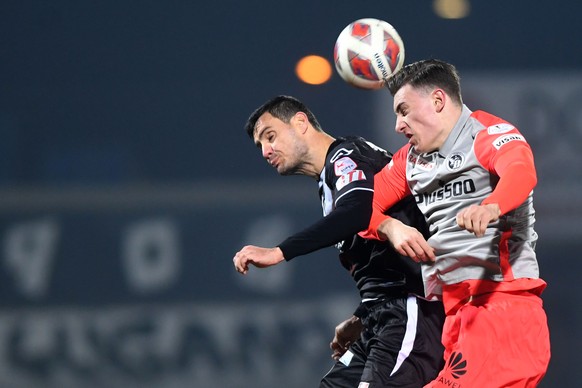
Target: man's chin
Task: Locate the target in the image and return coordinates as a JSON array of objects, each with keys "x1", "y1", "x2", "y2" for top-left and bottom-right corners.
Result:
[{"x1": 278, "y1": 166, "x2": 295, "y2": 176}]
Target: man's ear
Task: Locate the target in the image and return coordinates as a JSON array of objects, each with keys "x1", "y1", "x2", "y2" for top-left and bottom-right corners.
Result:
[
  {"x1": 432, "y1": 89, "x2": 446, "y2": 113},
  {"x1": 292, "y1": 111, "x2": 309, "y2": 134}
]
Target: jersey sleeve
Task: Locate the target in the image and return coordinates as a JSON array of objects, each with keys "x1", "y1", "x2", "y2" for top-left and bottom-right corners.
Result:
[
  {"x1": 474, "y1": 125, "x2": 537, "y2": 215},
  {"x1": 277, "y1": 190, "x2": 373, "y2": 260},
  {"x1": 278, "y1": 141, "x2": 385, "y2": 261},
  {"x1": 359, "y1": 145, "x2": 411, "y2": 240}
]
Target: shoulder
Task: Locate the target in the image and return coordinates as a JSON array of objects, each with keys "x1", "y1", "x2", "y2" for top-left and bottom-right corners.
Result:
[
  {"x1": 325, "y1": 137, "x2": 391, "y2": 185},
  {"x1": 393, "y1": 143, "x2": 412, "y2": 163},
  {"x1": 328, "y1": 137, "x2": 389, "y2": 166},
  {"x1": 377, "y1": 144, "x2": 410, "y2": 179},
  {"x1": 470, "y1": 111, "x2": 530, "y2": 165},
  {"x1": 471, "y1": 110, "x2": 526, "y2": 146},
  {"x1": 329, "y1": 136, "x2": 383, "y2": 155}
]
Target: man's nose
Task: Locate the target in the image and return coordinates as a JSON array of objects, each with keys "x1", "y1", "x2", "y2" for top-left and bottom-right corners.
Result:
[
  {"x1": 394, "y1": 118, "x2": 405, "y2": 133},
  {"x1": 262, "y1": 144, "x2": 272, "y2": 159}
]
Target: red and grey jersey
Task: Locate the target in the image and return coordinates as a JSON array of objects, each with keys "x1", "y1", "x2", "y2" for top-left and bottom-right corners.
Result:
[
  {"x1": 279, "y1": 136, "x2": 428, "y2": 298},
  {"x1": 368, "y1": 107, "x2": 544, "y2": 299}
]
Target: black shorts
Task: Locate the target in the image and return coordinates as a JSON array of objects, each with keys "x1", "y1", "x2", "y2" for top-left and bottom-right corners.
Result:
[{"x1": 320, "y1": 295, "x2": 445, "y2": 388}]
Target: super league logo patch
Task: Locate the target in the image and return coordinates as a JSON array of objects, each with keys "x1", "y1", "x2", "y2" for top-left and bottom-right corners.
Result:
[
  {"x1": 334, "y1": 156, "x2": 357, "y2": 176},
  {"x1": 487, "y1": 123, "x2": 515, "y2": 135}
]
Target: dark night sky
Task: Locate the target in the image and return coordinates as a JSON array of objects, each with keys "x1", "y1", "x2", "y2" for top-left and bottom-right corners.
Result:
[{"x1": 0, "y1": 0, "x2": 579, "y2": 185}]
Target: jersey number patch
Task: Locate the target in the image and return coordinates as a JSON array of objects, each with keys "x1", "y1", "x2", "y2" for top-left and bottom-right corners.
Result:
[{"x1": 336, "y1": 170, "x2": 366, "y2": 191}]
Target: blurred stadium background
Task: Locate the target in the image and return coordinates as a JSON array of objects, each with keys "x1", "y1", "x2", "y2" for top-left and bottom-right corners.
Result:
[{"x1": 0, "y1": 1, "x2": 580, "y2": 387}]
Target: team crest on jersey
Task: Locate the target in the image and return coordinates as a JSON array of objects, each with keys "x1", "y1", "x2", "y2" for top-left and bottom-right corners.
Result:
[
  {"x1": 492, "y1": 134, "x2": 526, "y2": 149},
  {"x1": 336, "y1": 170, "x2": 366, "y2": 191},
  {"x1": 334, "y1": 156, "x2": 358, "y2": 176},
  {"x1": 487, "y1": 123, "x2": 515, "y2": 135},
  {"x1": 446, "y1": 152, "x2": 465, "y2": 171}
]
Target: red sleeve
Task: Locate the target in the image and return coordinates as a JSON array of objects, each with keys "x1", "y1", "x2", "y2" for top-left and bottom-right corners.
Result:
[
  {"x1": 474, "y1": 127, "x2": 537, "y2": 215},
  {"x1": 359, "y1": 145, "x2": 411, "y2": 240}
]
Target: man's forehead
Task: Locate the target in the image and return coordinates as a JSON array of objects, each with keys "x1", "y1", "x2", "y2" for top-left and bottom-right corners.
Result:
[
  {"x1": 394, "y1": 84, "x2": 413, "y2": 99},
  {"x1": 393, "y1": 87, "x2": 408, "y2": 111},
  {"x1": 393, "y1": 84, "x2": 425, "y2": 107},
  {"x1": 253, "y1": 113, "x2": 271, "y2": 138},
  {"x1": 254, "y1": 114, "x2": 268, "y2": 131}
]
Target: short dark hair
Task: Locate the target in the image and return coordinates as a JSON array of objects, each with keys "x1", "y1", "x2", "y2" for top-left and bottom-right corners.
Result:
[
  {"x1": 244, "y1": 95, "x2": 323, "y2": 139},
  {"x1": 386, "y1": 59, "x2": 463, "y2": 105}
]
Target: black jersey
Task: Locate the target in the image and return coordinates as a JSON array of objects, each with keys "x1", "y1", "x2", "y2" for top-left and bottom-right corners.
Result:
[{"x1": 278, "y1": 136, "x2": 428, "y2": 298}]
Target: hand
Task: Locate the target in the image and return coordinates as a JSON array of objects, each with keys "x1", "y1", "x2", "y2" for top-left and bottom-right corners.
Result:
[
  {"x1": 377, "y1": 218, "x2": 435, "y2": 262},
  {"x1": 456, "y1": 203, "x2": 501, "y2": 237},
  {"x1": 330, "y1": 316, "x2": 363, "y2": 361},
  {"x1": 233, "y1": 245, "x2": 285, "y2": 274}
]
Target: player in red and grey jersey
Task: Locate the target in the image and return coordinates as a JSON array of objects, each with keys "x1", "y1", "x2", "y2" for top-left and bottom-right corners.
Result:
[
  {"x1": 363, "y1": 60, "x2": 550, "y2": 387},
  {"x1": 233, "y1": 95, "x2": 444, "y2": 387}
]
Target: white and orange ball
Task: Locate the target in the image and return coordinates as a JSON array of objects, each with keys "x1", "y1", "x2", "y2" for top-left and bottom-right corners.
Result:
[{"x1": 334, "y1": 18, "x2": 405, "y2": 90}]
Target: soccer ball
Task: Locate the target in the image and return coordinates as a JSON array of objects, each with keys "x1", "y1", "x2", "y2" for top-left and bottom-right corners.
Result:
[{"x1": 334, "y1": 18, "x2": 405, "y2": 90}]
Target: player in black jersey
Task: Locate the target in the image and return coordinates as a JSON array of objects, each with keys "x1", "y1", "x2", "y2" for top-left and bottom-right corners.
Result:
[{"x1": 233, "y1": 95, "x2": 444, "y2": 387}]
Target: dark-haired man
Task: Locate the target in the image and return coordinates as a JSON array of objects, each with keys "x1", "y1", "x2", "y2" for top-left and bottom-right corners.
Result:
[{"x1": 233, "y1": 95, "x2": 444, "y2": 387}]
